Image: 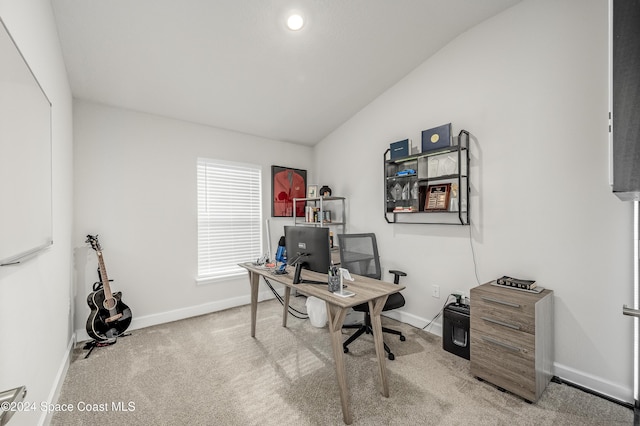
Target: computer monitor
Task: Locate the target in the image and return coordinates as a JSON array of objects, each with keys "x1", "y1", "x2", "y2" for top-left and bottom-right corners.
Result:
[{"x1": 284, "y1": 226, "x2": 331, "y2": 284}]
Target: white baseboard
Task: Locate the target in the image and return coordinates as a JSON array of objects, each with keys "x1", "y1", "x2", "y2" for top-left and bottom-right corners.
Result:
[
  {"x1": 75, "y1": 289, "x2": 279, "y2": 342},
  {"x1": 553, "y1": 362, "x2": 633, "y2": 404},
  {"x1": 383, "y1": 308, "x2": 442, "y2": 337},
  {"x1": 40, "y1": 333, "x2": 75, "y2": 425}
]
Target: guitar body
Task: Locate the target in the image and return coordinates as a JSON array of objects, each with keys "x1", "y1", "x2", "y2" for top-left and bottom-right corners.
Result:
[{"x1": 86, "y1": 288, "x2": 132, "y2": 341}]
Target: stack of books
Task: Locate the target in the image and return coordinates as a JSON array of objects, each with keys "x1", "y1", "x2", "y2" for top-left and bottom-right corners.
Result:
[
  {"x1": 304, "y1": 206, "x2": 331, "y2": 223},
  {"x1": 392, "y1": 206, "x2": 416, "y2": 213},
  {"x1": 305, "y1": 206, "x2": 319, "y2": 222},
  {"x1": 496, "y1": 276, "x2": 537, "y2": 290}
]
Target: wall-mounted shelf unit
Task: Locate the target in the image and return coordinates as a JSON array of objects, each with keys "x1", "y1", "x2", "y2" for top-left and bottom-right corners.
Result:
[{"x1": 384, "y1": 130, "x2": 470, "y2": 225}]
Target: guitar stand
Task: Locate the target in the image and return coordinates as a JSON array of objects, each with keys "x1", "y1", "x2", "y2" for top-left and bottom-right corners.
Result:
[{"x1": 82, "y1": 332, "x2": 131, "y2": 359}]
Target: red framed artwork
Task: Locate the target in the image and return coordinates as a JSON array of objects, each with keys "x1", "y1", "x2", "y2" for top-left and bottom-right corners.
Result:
[{"x1": 271, "y1": 165, "x2": 307, "y2": 217}]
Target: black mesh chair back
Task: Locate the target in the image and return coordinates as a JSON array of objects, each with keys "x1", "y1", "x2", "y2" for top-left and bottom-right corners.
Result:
[
  {"x1": 337, "y1": 233, "x2": 406, "y2": 360},
  {"x1": 338, "y1": 233, "x2": 381, "y2": 279}
]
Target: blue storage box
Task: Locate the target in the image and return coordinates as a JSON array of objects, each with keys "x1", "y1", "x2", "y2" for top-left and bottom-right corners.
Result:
[
  {"x1": 389, "y1": 139, "x2": 410, "y2": 159},
  {"x1": 421, "y1": 123, "x2": 452, "y2": 152}
]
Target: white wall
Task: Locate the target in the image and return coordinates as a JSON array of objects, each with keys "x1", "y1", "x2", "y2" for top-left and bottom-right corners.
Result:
[
  {"x1": 73, "y1": 100, "x2": 314, "y2": 339},
  {"x1": 0, "y1": 1, "x2": 74, "y2": 425},
  {"x1": 315, "y1": 0, "x2": 633, "y2": 402}
]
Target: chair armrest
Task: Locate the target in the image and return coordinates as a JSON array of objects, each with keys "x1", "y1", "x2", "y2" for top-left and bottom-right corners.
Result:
[{"x1": 388, "y1": 269, "x2": 406, "y2": 284}]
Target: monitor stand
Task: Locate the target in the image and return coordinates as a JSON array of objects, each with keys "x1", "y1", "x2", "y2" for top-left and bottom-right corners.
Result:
[{"x1": 292, "y1": 262, "x2": 325, "y2": 285}]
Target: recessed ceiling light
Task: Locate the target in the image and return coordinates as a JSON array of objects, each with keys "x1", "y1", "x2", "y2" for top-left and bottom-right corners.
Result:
[{"x1": 287, "y1": 14, "x2": 304, "y2": 31}]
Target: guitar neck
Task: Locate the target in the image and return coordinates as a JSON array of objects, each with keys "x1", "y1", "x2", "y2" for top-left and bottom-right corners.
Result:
[{"x1": 96, "y1": 251, "x2": 113, "y2": 298}]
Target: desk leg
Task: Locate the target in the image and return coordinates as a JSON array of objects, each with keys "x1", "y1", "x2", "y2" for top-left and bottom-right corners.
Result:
[
  {"x1": 249, "y1": 271, "x2": 259, "y2": 338},
  {"x1": 369, "y1": 296, "x2": 390, "y2": 397},
  {"x1": 282, "y1": 286, "x2": 291, "y2": 327},
  {"x1": 326, "y1": 303, "x2": 351, "y2": 425}
]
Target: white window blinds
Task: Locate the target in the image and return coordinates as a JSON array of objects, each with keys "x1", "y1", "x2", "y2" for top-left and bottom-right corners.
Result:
[{"x1": 197, "y1": 158, "x2": 262, "y2": 282}]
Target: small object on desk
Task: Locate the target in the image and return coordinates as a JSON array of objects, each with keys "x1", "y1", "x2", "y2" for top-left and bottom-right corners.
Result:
[
  {"x1": 334, "y1": 267, "x2": 355, "y2": 297},
  {"x1": 334, "y1": 288, "x2": 355, "y2": 298},
  {"x1": 339, "y1": 267, "x2": 355, "y2": 282},
  {"x1": 275, "y1": 236, "x2": 287, "y2": 273},
  {"x1": 328, "y1": 276, "x2": 340, "y2": 292},
  {"x1": 328, "y1": 263, "x2": 340, "y2": 292}
]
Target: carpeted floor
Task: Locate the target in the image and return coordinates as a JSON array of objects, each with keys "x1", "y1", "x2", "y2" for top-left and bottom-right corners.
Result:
[{"x1": 51, "y1": 297, "x2": 633, "y2": 425}]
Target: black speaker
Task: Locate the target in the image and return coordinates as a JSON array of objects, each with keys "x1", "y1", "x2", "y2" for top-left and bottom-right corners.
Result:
[
  {"x1": 442, "y1": 302, "x2": 470, "y2": 360},
  {"x1": 612, "y1": 0, "x2": 640, "y2": 200}
]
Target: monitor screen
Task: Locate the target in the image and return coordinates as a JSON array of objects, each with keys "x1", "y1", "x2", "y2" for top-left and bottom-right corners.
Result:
[{"x1": 284, "y1": 226, "x2": 331, "y2": 284}]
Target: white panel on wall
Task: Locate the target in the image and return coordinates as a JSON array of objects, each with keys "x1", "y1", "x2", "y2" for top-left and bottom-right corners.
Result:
[{"x1": 0, "y1": 18, "x2": 52, "y2": 265}]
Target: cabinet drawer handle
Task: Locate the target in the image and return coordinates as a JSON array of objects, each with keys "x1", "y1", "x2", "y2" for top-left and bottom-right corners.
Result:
[
  {"x1": 480, "y1": 316, "x2": 520, "y2": 330},
  {"x1": 481, "y1": 296, "x2": 521, "y2": 308},
  {"x1": 481, "y1": 336, "x2": 521, "y2": 352}
]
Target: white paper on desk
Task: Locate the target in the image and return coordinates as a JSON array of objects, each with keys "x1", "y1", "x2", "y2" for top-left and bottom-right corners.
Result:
[{"x1": 339, "y1": 268, "x2": 354, "y2": 281}]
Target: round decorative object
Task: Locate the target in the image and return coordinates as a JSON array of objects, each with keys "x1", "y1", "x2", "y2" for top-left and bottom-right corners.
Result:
[{"x1": 319, "y1": 185, "x2": 332, "y2": 197}]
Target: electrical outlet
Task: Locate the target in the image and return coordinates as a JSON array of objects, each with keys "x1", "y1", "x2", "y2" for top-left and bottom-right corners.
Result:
[{"x1": 432, "y1": 285, "x2": 440, "y2": 298}]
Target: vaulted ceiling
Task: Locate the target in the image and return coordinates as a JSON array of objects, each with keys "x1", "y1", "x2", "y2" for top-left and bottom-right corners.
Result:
[{"x1": 52, "y1": 0, "x2": 521, "y2": 145}]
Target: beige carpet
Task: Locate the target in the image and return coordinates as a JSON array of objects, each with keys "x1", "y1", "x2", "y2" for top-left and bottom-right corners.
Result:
[{"x1": 51, "y1": 297, "x2": 632, "y2": 425}]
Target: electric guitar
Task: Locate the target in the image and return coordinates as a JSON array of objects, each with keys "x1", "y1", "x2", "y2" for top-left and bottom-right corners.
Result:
[{"x1": 85, "y1": 235, "x2": 132, "y2": 341}]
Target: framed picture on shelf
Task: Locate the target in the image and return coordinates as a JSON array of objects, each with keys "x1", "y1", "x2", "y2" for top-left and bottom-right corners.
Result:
[
  {"x1": 424, "y1": 183, "x2": 451, "y2": 211},
  {"x1": 308, "y1": 184, "x2": 318, "y2": 198},
  {"x1": 271, "y1": 165, "x2": 307, "y2": 217}
]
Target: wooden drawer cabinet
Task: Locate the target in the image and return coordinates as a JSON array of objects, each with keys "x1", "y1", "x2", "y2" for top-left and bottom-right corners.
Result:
[{"x1": 470, "y1": 282, "x2": 553, "y2": 402}]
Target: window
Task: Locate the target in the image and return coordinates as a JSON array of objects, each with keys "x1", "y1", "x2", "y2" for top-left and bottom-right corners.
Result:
[{"x1": 197, "y1": 158, "x2": 262, "y2": 283}]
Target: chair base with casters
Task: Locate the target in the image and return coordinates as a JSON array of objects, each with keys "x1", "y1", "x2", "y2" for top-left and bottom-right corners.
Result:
[{"x1": 342, "y1": 269, "x2": 406, "y2": 360}]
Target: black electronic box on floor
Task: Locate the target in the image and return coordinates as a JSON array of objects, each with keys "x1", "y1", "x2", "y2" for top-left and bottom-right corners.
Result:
[{"x1": 442, "y1": 302, "x2": 470, "y2": 360}]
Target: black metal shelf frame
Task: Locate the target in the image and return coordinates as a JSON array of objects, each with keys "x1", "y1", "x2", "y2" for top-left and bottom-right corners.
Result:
[{"x1": 384, "y1": 130, "x2": 470, "y2": 225}]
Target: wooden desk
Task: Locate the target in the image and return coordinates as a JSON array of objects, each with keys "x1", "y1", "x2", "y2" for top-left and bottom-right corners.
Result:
[{"x1": 239, "y1": 262, "x2": 405, "y2": 425}]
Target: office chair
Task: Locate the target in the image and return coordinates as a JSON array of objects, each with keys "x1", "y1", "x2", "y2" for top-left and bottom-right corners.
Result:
[{"x1": 338, "y1": 233, "x2": 406, "y2": 360}]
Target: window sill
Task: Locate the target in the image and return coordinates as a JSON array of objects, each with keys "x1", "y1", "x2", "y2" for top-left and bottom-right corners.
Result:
[{"x1": 196, "y1": 272, "x2": 246, "y2": 286}]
